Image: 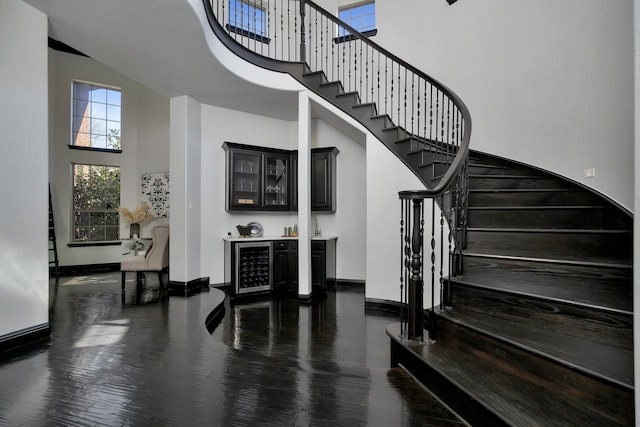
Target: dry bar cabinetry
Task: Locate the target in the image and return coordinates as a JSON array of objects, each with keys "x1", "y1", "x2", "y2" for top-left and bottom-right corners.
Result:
[
  {"x1": 223, "y1": 142, "x2": 338, "y2": 212},
  {"x1": 224, "y1": 237, "x2": 336, "y2": 298}
]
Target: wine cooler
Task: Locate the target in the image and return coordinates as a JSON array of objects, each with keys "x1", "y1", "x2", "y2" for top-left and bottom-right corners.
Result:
[{"x1": 234, "y1": 241, "x2": 272, "y2": 294}]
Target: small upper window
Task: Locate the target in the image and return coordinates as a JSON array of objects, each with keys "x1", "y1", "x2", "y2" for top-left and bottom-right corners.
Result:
[
  {"x1": 228, "y1": 0, "x2": 268, "y2": 42},
  {"x1": 71, "y1": 81, "x2": 122, "y2": 152},
  {"x1": 338, "y1": 1, "x2": 376, "y2": 37}
]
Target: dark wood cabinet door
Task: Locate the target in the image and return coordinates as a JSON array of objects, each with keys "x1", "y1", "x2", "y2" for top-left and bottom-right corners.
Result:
[
  {"x1": 273, "y1": 249, "x2": 289, "y2": 290},
  {"x1": 311, "y1": 147, "x2": 338, "y2": 212},
  {"x1": 223, "y1": 142, "x2": 292, "y2": 211},
  {"x1": 288, "y1": 240, "x2": 298, "y2": 293},
  {"x1": 263, "y1": 153, "x2": 290, "y2": 210},
  {"x1": 311, "y1": 241, "x2": 327, "y2": 290},
  {"x1": 227, "y1": 150, "x2": 261, "y2": 210}
]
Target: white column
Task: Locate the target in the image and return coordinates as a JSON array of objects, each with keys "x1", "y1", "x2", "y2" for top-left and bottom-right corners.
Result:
[
  {"x1": 169, "y1": 95, "x2": 202, "y2": 285},
  {"x1": 633, "y1": 0, "x2": 640, "y2": 419},
  {"x1": 297, "y1": 93, "x2": 312, "y2": 297},
  {"x1": 0, "y1": 0, "x2": 48, "y2": 336}
]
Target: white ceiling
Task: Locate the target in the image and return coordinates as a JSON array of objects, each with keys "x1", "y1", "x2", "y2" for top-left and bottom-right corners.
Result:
[{"x1": 24, "y1": 0, "x2": 300, "y2": 120}]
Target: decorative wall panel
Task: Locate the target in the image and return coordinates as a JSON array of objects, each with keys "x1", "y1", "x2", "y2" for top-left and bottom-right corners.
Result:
[{"x1": 141, "y1": 172, "x2": 170, "y2": 217}]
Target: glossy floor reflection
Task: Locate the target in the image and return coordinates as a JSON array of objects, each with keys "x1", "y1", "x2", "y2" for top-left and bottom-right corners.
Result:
[{"x1": 0, "y1": 273, "x2": 464, "y2": 426}]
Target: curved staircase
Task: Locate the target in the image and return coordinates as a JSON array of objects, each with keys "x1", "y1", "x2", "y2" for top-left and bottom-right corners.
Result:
[
  {"x1": 406, "y1": 152, "x2": 633, "y2": 426},
  {"x1": 200, "y1": 1, "x2": 633, "y2": 424}
]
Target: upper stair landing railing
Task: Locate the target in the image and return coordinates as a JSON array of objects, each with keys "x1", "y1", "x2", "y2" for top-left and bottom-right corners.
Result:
[
  {"x1": 203, "y1": 0, "x2": 472, "y2": 343},
  {"x1": 203, "y1": 0, "x2": 470, "y2": 192}
]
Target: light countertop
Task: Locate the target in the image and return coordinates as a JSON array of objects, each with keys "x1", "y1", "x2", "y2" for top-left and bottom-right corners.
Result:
[{"x1": 223, "y1": 235, "x2": 338, "y2": 242}]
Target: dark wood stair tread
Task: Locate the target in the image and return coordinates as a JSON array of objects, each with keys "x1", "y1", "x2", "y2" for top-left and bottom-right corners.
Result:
[
  {"x1": 387, "y1": 324, "x2": 629, "y2": 426},
  {"x1": 437, "y1": 309, "x2": 634, "y2": 389}
]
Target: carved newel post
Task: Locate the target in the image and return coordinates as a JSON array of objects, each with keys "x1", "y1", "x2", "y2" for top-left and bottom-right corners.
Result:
[{"x1": 408, "y1": 199, "x2": 424, "y2": 342}]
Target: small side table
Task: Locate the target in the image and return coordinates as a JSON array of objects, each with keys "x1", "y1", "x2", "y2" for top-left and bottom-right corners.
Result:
[{"x1": 121, "y1": 238, "x2": 152, "y2": 256}]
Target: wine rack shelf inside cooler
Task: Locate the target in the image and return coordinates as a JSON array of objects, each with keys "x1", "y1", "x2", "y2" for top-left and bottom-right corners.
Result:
[{"x1": 235, "y1": 241, "x2": 272, "y2": 294}]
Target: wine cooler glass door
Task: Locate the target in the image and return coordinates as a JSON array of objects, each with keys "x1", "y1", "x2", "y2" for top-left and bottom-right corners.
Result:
[{"x1": 235, "y1": 241, "x2": 272, "y2": 294}]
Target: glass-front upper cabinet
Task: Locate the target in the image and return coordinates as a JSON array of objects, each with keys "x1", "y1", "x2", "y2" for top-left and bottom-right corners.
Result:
[
  {"x1": 223, "y1": 142, "x2": 291, "y2": 211},
  {"x1": 263, "y1": 154, "x2": 289, "y2": 209},
  {"x1": 229, "y1": 151, "x2": 261, "y2": 209}
]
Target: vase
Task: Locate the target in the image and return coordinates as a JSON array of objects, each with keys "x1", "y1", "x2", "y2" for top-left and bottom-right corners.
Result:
[{"x1": 129, "y1": 223, "x2": 140, "y2": 238}]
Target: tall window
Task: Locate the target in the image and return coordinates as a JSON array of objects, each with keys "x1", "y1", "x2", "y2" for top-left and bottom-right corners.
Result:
[
  {"x1": 72, "y1": 164, "x2": 121, "y2": 242},
  {"x1": 228, "y1": 0, "x2": 267, "y2": 39},
  {"x1": 338, "y1": 1, "x2": 376, "y2": 37},
  {"x1": 71, "y1": 81, "x2": 122, "y2": 151}
]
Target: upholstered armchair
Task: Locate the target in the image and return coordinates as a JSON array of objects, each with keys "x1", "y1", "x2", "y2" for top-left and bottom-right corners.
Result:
[{"x1": 121, "y1": 224, "x2": 169, "y2": 303}]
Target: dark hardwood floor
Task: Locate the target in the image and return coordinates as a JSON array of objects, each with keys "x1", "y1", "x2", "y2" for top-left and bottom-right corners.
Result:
[{"x1": 0, "y1": 273, "x2": 464, "y2": 426}]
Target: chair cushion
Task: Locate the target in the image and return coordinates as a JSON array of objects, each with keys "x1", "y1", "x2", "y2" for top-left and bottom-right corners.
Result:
[{"x1": 121, "y1": 254, "x2": 147, "y2": 271}]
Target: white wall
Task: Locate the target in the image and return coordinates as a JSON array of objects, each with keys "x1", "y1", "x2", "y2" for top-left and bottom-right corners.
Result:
[
  {"x1": 365, "y1": 134, "x2": 447, "y2": 308},
  {"x1": 0, "y1": 0, "x2": 49, "y2": 336},
  {"x1": 49, "y1": 50, "x2": 170, "y2": 266},
  {"x1": 371, "y1": 0, "x2": 634, "y2": 211},
  {"x1": 310, "y1": 119, "x2": 366, "y2": 281}
]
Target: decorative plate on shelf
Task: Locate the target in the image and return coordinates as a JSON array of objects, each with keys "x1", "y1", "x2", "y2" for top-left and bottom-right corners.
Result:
[{"x1": 248, "y1": 222, "x2": 263, "y2": 237}]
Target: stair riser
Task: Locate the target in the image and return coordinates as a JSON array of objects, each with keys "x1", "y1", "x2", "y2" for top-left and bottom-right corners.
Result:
[
  {"x1": 462, "y1": 255, "x2": 632, "y2": 283},
  {"x1": 383, "y1": 127, "x2": 409, "y2": 141},
  {"x1": 389, "y1": 333, "x2": 508, "y2": 427},
  {"x1": 447, "y1": 283, "x2": 633, "y2": 351},
  {"x1": 469, "y1": 164, "x2": 538, "y2": 176},
  {"x1": 334, "y1": 93, "x2": 360, "y2": 110},
  {"x1": 468, "y1": 190, "x2": 602, "y2": 207},
  {"x1": 465, "y1": 230, "x2": 632, "y2": 262},
  {"x1": 467, "y1": 208, "x2": 629, "y2": 229},
  {"x1": 434, "y1": 315, "x2": 634, "y2": 426},
  {"x1": 302, "y1": 72, "x2": 328, "y2": 89},
  {"x1": 351, "y1": 105, "x2": 377, "y2": 122},
  {"x1": 469, "y1": 176, "x2": 571, "y2": 189},
  {"x1": 369, "y1": 115, "x2": 394, "y2": 132},
  {"x1": 317, "y1": 82, "x2": 344, "y2": 98}
]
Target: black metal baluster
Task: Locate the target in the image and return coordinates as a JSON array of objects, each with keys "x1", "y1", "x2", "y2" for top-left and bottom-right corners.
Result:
[
  {"x1": 376, "y1": 52, "x2": 380, "y2": 112},
  {"x1": 412, "y1": 75, "x2": 416, "y2": 138},
  {"x1": 286, "y1": 0, "x2": 290, "y2": 61},
  {"x1": 397, "y1": 64, "x2": 401, "y2": 129},
  {"x1": 440, "y1": 90, "x2": 445, "y2": 152},
  {"x1": 330, "y1": 21, "x2": 335, "y2": 81},
  {"x1": 429, "y1": 85, "x2": 434, "y2": 142},
  {"x1": 400, "y1": 199, "x2": 406, "y2": 334},
  {"x1": 430, "y1": 198, "x2": 436, "y2": 342},
  {"x1": 279, "y1": 0, "x2": 283, "y2": 61},
  {"x1": 272, "y1": 1, "x2": 277, "y2": 58},
  {"x1": 299, "y1": 0, "x2": 305, "y2": 63},
  {"x1": 359, "y1": 40, "x2": 363, "y2": 102},
  {"x1": 403, "y1": 68, "x2": 407, "y2": 133},
  {"x1": 384, "y1": 57, "x2": 388, "y2": 117},
  {"x1": 390, "y1": 61, "x2": 394, "y2": 124},
  {"x1": 348, "y1": 39, "x2": 352, "y2": 92},
  {"x1": 314, "y1": 9, "x2": 318, "y2": 70},
  {"x1": 439, "y1": 194, "x2": 444, "y2": 311}
]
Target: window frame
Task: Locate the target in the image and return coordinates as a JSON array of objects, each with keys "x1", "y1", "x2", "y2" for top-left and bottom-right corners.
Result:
[
  {"x1": 227, "y1": 0, "x2": 271, "y2": 44},
  {"x1": 69, "y1": 80, "x2": 123, "y2": 153},
  {"x1": 336, "y1": 1, "x2": 377, "y2": 42},
  {"x1": 70, "y1": 162, "x2": 121, "y2": 245}
]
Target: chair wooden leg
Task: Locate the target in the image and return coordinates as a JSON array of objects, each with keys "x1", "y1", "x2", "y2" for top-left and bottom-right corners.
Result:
[
  {"x1": 157, "y1": 270, "x2": 164, "y2": 303},
  {"x1": 135, "y1": 272, "x2": 142, "y2": 304},
  {"x1": 121, "y1": 271, "x2": 126, "y2": 303}
]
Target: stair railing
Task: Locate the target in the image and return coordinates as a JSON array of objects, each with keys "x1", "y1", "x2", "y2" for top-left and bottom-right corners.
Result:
[{"x1": 203, "y1": 0, "x2": 471, "y2": 343}]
